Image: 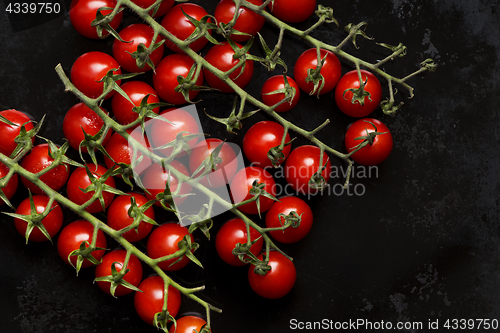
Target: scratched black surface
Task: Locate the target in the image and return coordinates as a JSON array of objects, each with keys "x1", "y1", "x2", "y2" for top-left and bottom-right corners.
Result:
[{"x1": 1, "y1": 0, "x2": 500, "y2": 332}]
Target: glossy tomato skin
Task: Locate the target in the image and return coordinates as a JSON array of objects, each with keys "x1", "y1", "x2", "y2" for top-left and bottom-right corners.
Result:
[
  {"x1": 268, "y1": 0, "x2": 316, "y2": 23},
  {"x1": 135, "y1": 275, "x2": 181, "y2": 326},
  {"x1": 203, "y1": 41, "x2": 254, "y2": 93},
  {"x1": 69, "y1": 0, "x2": 123, "y2": 39},
  {"x1": 95, "y1": 249, "x2": 143, "y2": 296},
  {"x1": 335, "y1": 70, "x2": 382, "y2": 118},
  {"x1": 66, "y1": 164, "x2": 116, "y2": 213},
  {"x1": 230, "y1": 166, "x2": 277, "y2": 215},
  {"x1": 106, "y1": 192, "x2": 155, "y2": 242},
  {"x1": 71, "y1": 51, "x2": 122, "y2": 99},
  {"x1": 113, "y1": 24, "x2": 164, "y2": 73},
  {"x1": 146, "y1": 223, "x2": 194, "y2": 271},
  {"x1": 0, "y1": 162, "x2": 18, "y2": 205},
  {"x1": 261, "y1": 75, "x2": 301, "y2": 113},
  {"x1": 215, "y1": 217, "x2": 263, "y2": 266},
  {"x1": 152, "y1": 54, "x2": 204, "y2": 105},
  {"x1": 284, "y1": 145, "x2": 331, "y2": 194},
  {"x1": 294, "y1": 48, "x2": 342, "y2": 96},
  {"x1": 20, "y1": 144, "x2": 70, "y2": 194},
  {"x1": 111, "y1": 81, "x2": 160, "y2": 125},
  {"x1": 169, "y1": 316, "x2": 209, "y2": 333},
  {"x1": 248, "y1": 251, "x2": 296, "y2": 299},
  {"x1": 265, "y1": 196, "x2": 313, "y2": 243},
  {"x1": 14, "y1": 195, "x2": 63, "y2": 242},
  {"x1": 0, "y1": 109, "x2": 34, "y2": 157},
  {"x1": 344, "y1": 118, "x2": 393, "y2": 166},
  {"x1": 57, "y1": 220, "x2": 107, "y2": 268},
  {"x1": 161, "y1": 3, "x2": 211, "y2": 53},
  {"x1": 131, "y1": 0, "x2": 174, "y2": 17},
  {"x1": 214, "y1": 0, "x2": 265, "y2": 42},
  {"x1": 243, "y1": 121, "x2": 291, "y2": 168}
]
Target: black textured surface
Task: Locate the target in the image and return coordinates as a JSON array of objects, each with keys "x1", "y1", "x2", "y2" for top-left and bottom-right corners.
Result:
[{"x1": 1, "y1": 0, "x2": 500, "y2": 332}]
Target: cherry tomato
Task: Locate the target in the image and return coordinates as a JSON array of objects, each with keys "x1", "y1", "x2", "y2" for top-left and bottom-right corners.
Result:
[
  {"x1": 261, "y1": 75, "x2": 300, "y2": 113},
  {"x1": 294, "y1": 48, "x2": 342, "y2": 96},
  {"x1": 248, "y1": 251, "x2": 296, "y2": 299},
  {"x1": 203, "y1": 41, "x2": 254, "y2": 93},
  {"x1": 70, "y1": 51, "x2": 122, "y2": 99},
  {"x1": 334, "y1": 69, "x2": 382, "y2": 118},
  {"x1": 242, "y1": 121, "x2": 291, "y2": 168},
  {"x1": 135, "y1": 275, "x2": 181, "y2": 326},
  {"x1": 13, "y1": 195, "x2": 63, "y2": 243},
  {"x1": 169, "y1": 316, "x2": 209, "y2": 333},
  {"x1": 66, "y1": 164, "x2": 116, "y2": 213},
  {"x1": 95, "y1": 249, "x2": 143, "y2": 296},
  {"x1": 344, "y1": 118, "x2": 393, "y2": 165},
  {"x1": 215, "y1": 217, "x2": 263, "y2": 266},
  {"x1": 20, "y1": 143, "x2": 70, "y2": 194},
  {"x1": 284, "y1": 145, "x2": 331, "y2": 194},
  {"x1": 214, "y1": 0, "x2": 265, "y2": 42},
  {"x1": 268, "y1": 0, "x2": 316, "y2": 23},
  {"x1": 146, "y1": 223, "x2": 194, "y2": 271},
  {"x1": 152, "y1": 54, "x2": 204, "y2": 105},
  {"x1": 112, "y1": 24, "x2": 164, "y2": 73},
  {"x1": 230, "y1": 166, "x2": 276, "y2": 215},
  {"x1": 0, "y1": 109, "x2": 34, "y2": 157},
  {"x1": 111, "y1": 81, "x2": 160, "y2": 125},
  {"x1": 0, "y1": 162, "x2": 18, "y2": 206},
  {"x1": 106, "y1": 192, "x2": 155, "y2": 243},
  {"x1": 69, "y1": 0, "x2": 123, "y2": 39},
  {"x1": 63, "y1": 103, "x2": 111, "y2": 153},
  {"x1": 57, "y1": 220, "x2": 107, "y2": 268},
  {"x1": 265, "y1": 196, "x2": 313, "y2": 243},
  {"x1": 160, "y1": 3, "x2": 212, "y2": 53},
  {"x1": 131, "y1": 0, "x2": 174, "y2": 17}
]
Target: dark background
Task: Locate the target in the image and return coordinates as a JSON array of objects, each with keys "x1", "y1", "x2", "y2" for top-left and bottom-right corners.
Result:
[{"x1": 1, "y1": 0, "x2": 500, "y2": 332}]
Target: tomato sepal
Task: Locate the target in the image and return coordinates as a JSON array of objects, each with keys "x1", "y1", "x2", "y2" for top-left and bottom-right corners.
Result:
[
  {"x1": 11, "y1": 115, "x2": 44, "y2": 160},
  {"x1": 91, "y1": 6, "x2": 126, "y2": 40},
  {"x1": 80, "y1": 164, "x2": 126, "y2": 212},
  {"x1": 344, "y1": 22, "x2": 373, "y2": 49},
  {"x1": 68, "y1": 240, "x2": 108, "y2": 275},
  {"x1": 93, "y1": 260, "x2": 143, "y2": 298},
  {"x1": 204, "y1": 97, "x2": 259, "y2": 134}
]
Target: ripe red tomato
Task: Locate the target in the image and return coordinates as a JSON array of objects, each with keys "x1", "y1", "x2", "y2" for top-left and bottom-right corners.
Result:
[
  {"x1": 294, "y1": 48, "x2": 342, "y2": 96},
  {"x1": 146, "y1": 223, "x2": 194, "y2": 271},
  {"x1": 215, "y1": 217, "x2": 263, "y2": 266},
  {"x1": 0, "y1": 162, "x2": 18, "y2": 205},
  {"x1": 160, "y1": 3, "x2": 212, "y2": 53},
  {"x1": 112, "y1": 24, "x2": 164, "y2": 73},
  {"x1": 95, "y1": 249, "x2": 143, "y2": 296},
  {"x1": 106, "y1": 192, "x2": 155, "y2": 242},
  {"x1": 248, "y1": 251, "x2": 296, "y2": 299},
  {"x1": 335, "y1": 70, "x2": 382, "y2": 118},
  {"x1": 69, "y1": 0, "x2": 123, "y2": 39},
  {"x1": 214, "y1": 0, "x2": 265, "y2": 42},
  {"x1": 169, "y1": 316, "x2": 209, "y2": 333},
  {"x1": 57, "y1": 220, "x2": 107, "y2": 268},
  {"x1": 13, "y1": 195, "x2": 63, "y2": 243},
  {"x1": 152, "y1": 54, "x2": 204, "y2": 105},
  {"x1": 284, "y1": 145, "x2": 331, "y2": 194},
  {"x1": 203, "y1": 41, "x2": 254, "y2": 93},
  {"x1": 230, "y1": 166, "x2": 276, "y2": 215},
  {"x1": 243, "y1": 121, "x2": 291, "y2": 168},
  {"x1": 20, "y1": 143, "x2": 70, "y2": 194},
  {"x1": 111, "y1": 81, "x2": 160, "y2": 125},
  {"x1": 134, "y1": 275, "x2": 181, "y2": 326},
  {"x1": 188, "y1": 139, "x2": 239, "y2": 188},
  {"x1": 344, "y1": 118, "x2": 393, "y2": 165},
  {"x1": 268, "y1": 0, "x2": 316, "y2": 23},
  {"x1": 261, "y1": 75, "x2": 301, "y2": 113},
  {"x1": 131, "y1": 0, "x2": 174, "y2": 17},
  {"x1": 66, "y1": 164, "x2": 116, "y2": 213},
  {"x1": 63, "y1": 103, "x2": 111, "y2": 153},
  {"x1": 70, "y1": 51, "x2": 122, "y2": 99},
  {"x1": 265, "y1": 196, "x2": 313, "y2": 243},
  {"x1": 0, "y1": 109, "x2": 34, "y2": 157}
]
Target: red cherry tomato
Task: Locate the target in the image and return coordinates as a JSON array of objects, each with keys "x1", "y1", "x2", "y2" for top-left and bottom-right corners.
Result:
[
  {"x1": 111, "y1": 81, "x2": 160, "y2": 125},
  {"x1": 344, "y1": 118, "x2": 393, "y2": 166},
  {"x1": 214, "y1": 0, "x2": 265, "y2": 42},
  {"x1": 265, "y1": 196, "x2": 313, "y2": 243},
  {"x1": 70, "y1": 51, "x2": 122, "y2": 99},
  {"x1": 284, "y1": 145, "x2": 331, "y2": 194},
  {"x1": 294, "y1": 48, "x2": 342, "y2": 96},
  {"x1": 95, "y1": 249, "x2": 143, "y2": 296},
  {"x1": 160, "y1": 3, "x2": 212, "y2": 53},
  {"x1": 134, "y1": 275, "x2": 181, "y2": 326},
  {"x1": 261, "y1": 75, "x2": 300, "y2": 113},
  {"x1": 69, "y1": 0, "x2": 123, "y2": 39},
  {"x1": 146, "y1": 223, "x2": 194, "y2": 271},
  {"x1": 169, "y1": 316, "x2": 210, "y2": 333},
  {"x1": 0, "y1": 162, "x2": 18, "y2": 205},
  {"x1": 57, "y1": 220, "x2": 107, "y2": 268},
  {"x1": 248, "y1": 251, "x2": 296, "y2": 299},
  {"x1": 131, "y1": 0, "x2": 174, "y2": 17},
  {"x1": 268, "y1": 0, "x2": 316, "y2": 23},
  {"x1": 230, "y1": 166, "x2": 276, "y2": 215},
  {"x1": 335, "y1": 70, "x2": 382, "y2": 118},
  {"x1": 0, "y1": 109, "x2": 34, "y2": 157},
  {"x1": 203, "y1": 41, "x2": 254, "y2": 93},
  {"x1": 243, "y1": 121, "x2": 291, "y2": 168},
  {"x1": 152, "y1": 54, "x2": 204, "y2": 105}
]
